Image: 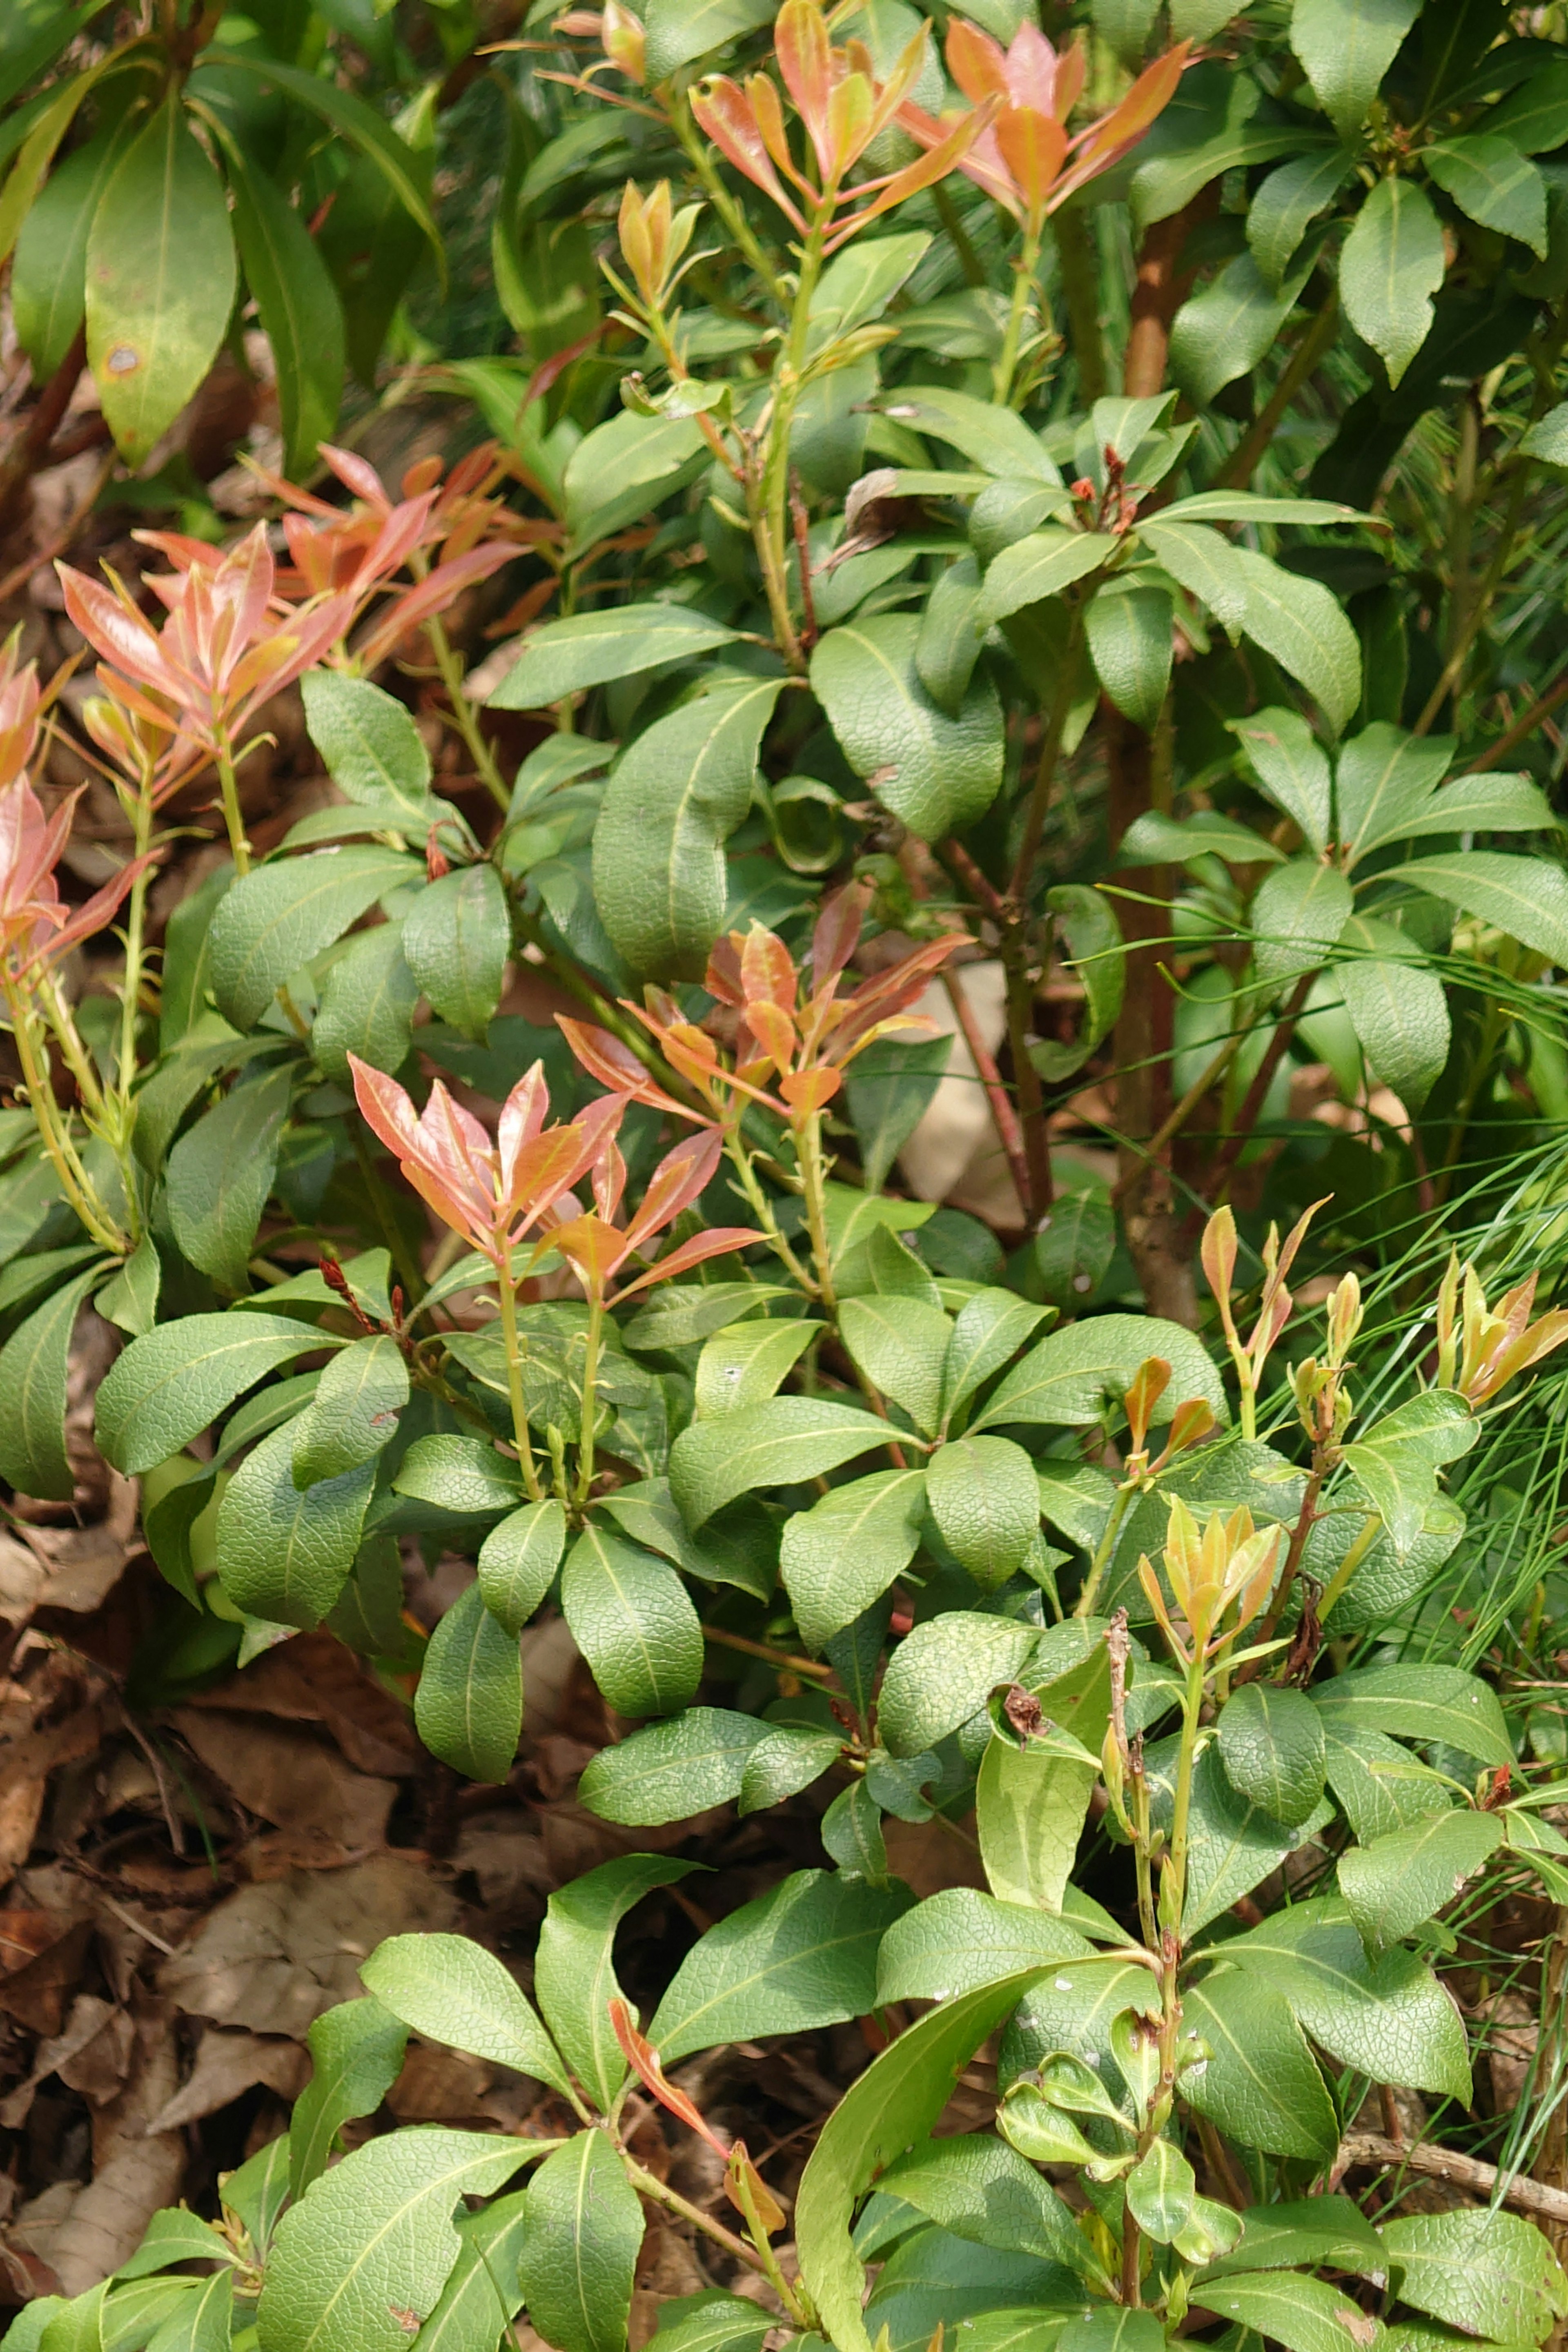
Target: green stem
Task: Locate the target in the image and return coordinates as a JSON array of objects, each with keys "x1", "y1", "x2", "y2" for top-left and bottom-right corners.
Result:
[
  {"x1": 1076, "y1": 1481, "x2": 1136, "y2": 1619},
  {"x1": 428, "y1": 613, "x2": 510, "y2": 809},
  {"x1": 796, "y1": 1111, "x2": 837, "y2": 1314},
  {"x1": 994, "y1": 222, "x2": 1042, "y2": 408},
  {"x1": 118, "y1": 785, "x2": 154, "y2": 1134},
  {"x1": 1313, "y1": 1509, "x2": 1380, "y2": 1626},
  {"x1": 8, "y1": 1002, "x2": 128, "y2": 1253},
  {"x1": 756, "y1": 211, "x2": 829, "y2": 671},
  {"x1": 1163, "y1": 1647, "x2": 1207, "y2": 1935},
  {"x1": 575, "y1": 1286, "x2": 605, "y2": 1508},
  {"x1": 495, "y1": 1265, "x2": 544, "y2": 1504},
  {"x1": 724, "y1": 1128, "x2": 815, "y2": 1293},
  {"x1": 214, "y1": 731, "x2": 250, "y2": 876},
  {"x1": 619, "y1": 2155, "x2": 804, "y2": 2314}
]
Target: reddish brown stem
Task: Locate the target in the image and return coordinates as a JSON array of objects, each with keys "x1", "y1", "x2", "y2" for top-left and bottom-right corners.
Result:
[{"x1": 943, "y1": 965, "x2": 1032, "y2": 1218}]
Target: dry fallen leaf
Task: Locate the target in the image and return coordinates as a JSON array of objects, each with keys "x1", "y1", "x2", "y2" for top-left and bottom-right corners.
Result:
[
  {"x1": 147, "y1": 2025, "x2": 308, "y2": 2134},
  {"x1": 159, "y1": 1857, "x2": 459, "y2": 2039},
  {"x1": 171, "y1": 1708, "x2": 398, "y2": 1849},
  {"x1": 14, "y1": 2000, "x2": 185, "y2": 2296}
]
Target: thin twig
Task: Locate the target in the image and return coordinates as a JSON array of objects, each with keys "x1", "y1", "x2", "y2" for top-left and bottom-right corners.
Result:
[
  {"x1": 942, "y1": 967, "x2": 1032, "y2": 1216},
  {"x1": 1336, "y1": 2133, "x2": 1568, "y2": 2225}
]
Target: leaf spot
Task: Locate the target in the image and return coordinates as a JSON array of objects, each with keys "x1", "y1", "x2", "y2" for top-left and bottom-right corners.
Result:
[{"x1": 106, "y1": 344, "x2": 141, "y2": 376}]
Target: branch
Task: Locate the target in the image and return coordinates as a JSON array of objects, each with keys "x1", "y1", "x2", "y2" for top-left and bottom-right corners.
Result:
[{"x1": 1336, "y1": 2133, "x2": 1568, "y2": 2225}]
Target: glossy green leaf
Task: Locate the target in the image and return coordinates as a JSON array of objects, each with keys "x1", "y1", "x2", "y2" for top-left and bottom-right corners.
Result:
[
  {"x1": 645, "y1": 0, "x2": 779, "y2": 77},
  {"x1": 875, "y1": 1889, "x2": 1093, "y2": 2004},
  {"x1": 222, "y1": 136, "x2": 345, "y2": 475},
  {"x1": 1339, "y1": 930, "x2": 1450, "y2": 1111},
  {"x1": 215, "y1": 1422, "x2": 375, "y2": 1628},
  {"x1": 312, "y1": 922, "x2": 421, "y2": 1084},
  {"x1": 1390, "y1": 850, "x2": 1568, "y2": 964},
  {"x1": 980, "y1": 531, "x2": 1119, "y2": 626},
  {"x1": 1136, "y1": 517, "x2": 1248, "y2": 627},
  {"x1": 1251, "y1": 856, "x2": 1354, "y2": 988},
  {"x1": 518, "y1": 2131, "x2": 643, "y2": 2352},
  {"x1": 942, "y1": 1290, "x2": 1050, "y2": 1423},
  {"x1": 880, "y1": 2135, "x2": 1104, "y2": 2281},
  {"x1": 592, "y1": 677, "x2": 784, "y2": 982},
  {"x1": 1205, "y1": 2270, "x2": 1390, "y2": 2352},
  {"x1": 412, "y1": 2190, "x2": 530, "y2": 2352},
  {"x1": 478, "y1": 1498, "x2": 568, "y2": 1636},
  {"x1": 414, "y1": 1582, "x2": 522, "y2": 1784},
  {"x1": 492, "y1": 604, "x2": 738, "y2": 710},
  {"x1": 648, "y1": 1868, "x2": 911, "y2": 2062},
  {"x1": 1147, "y1": 1741, "x2": 1328, "y2": 1934},
  {"x1": 1312, "y1": 1660, "x2": 1512, "y2": 1761},
  {"x1": 1234, "y1": 550, "x2": 1363, "y2": 734},
  {"x1": 12, "y1": 117, "x2": 133, "y2": 380},
  {"x1": 1119, "y1": 810, "x2": 1281, "y2": 869},
  {"x1": 811, "y1": 614, "x2": 1005, "y2": 842},
  {"x1": 670, "y1": 1395, "x2": 890, "y2": 1526},
  {"x1": 916, "y1": 555, "x2": 987, "y2": 717},
  {"x1": 1290, "y1": 0, "x2": 1421, "y2": 136},
  {"x1": 0, "y1": 1263, "x2": 103, "y2": 1501},
  {"x1": 1340, "y1": 1390, "x2": 1478, "y2": 1553},
  {"x1": 739, "y1": 1722, "x2": 845, "y2": 1813},
  {"x1": 641, "y1": 2291, "x2": 771, "y2": 2352},
  {"x1": 795, "y1": 1972, "x2": 1053, "y2": 2352},
  {"x1": 362, "y1": 1931, "x2": 572, "y2": 2094},
  {"x1": 1180, "y1": 1970, "x2": 1339, "y2": 2159},
  {"x1": 1337, "y1": 1808, "x2": 1504, "y2": 1948},
  {"x1": 1199, "y1": 2196, "x2": 1382, "y2": 2280},
  {"x1": 878, "y1": 1612, "x2": 1038, "y2": 1756},
  {"x1": 1247, "y1": 149, "x2": 1358, "y2": 287},
  {"x1": 292, "y1": 1334, "x2": 408, "y2": 1489},
  {"x1": 96, "y1": 1311, "x2": 335, "y2": 1474},
  {"x1": 1426, "y1": 134, "x2": 1547, "y2": 253},
  {"x1": 894, "y1": 386, "x2": 1062, "y2": 483},
  {"x1": 1171, "y1": 250, "x2": 1316, "y2": 408},
  {"x1": 1378, "y1": 2210, "x2": 1568, "y2": 2344},
  {"x1": 166, "y1": 1062, "x2": 293, "y2": 1292},
  {"x1": 393, "y1": 1434, "x2": 524, "y2": 1516},
  {"x1": 977, "y1": 1649, "x2": 1111, "y2": 1910},
  {"x1": 257, "y1": 2128, "x2": 526, "y2": 2352},
  {"x1": 560, "y1": 1524, "x2": 703, "y2": 1717},
  {"x1": 1084, "y1": 585, "x2": 1174, "y2": 729},
  {"x1": 780, "y1": 1467, "x2": 928, "y2": 1652},
  {"x1": 693, "y1": 1317, "x2": 819, "y2": 1419},
  {"x1": 1125, "y1": 2139, "x2": 1196, "y2": 2244},
  {"x1": 976, "y1": 1312, "x2": 1226, "y2": 1431},
  {"x1": 536, "y1": 1854, "x2": 701, "y2": 2107},
  {"x1": 1217, "y1": 1682, "x2": 1327, "y2": 1828},
  {"x1": 301, "y1": 674, "x2": 432, "y2": 815},
  {"x1": 209, "y1": 847, "x2": 418, "y2": 1029},
  {"x1": 1321, "y1": 1722, "x2": 1455, "y2": 1841},
  {"x1": 288, "y1": 1996, "x2": 409, "y2": 2201},
  {"x1": 1232, "y1": 707, "x2": 1334, "y2": 851},
  {"x1": 85, "y1": 96, "x2": 236, "y2": 463},
  {"x1": 1340, "y1": 175, "x2": 1445, "y2": 387},
  {"x1": 577, "y1": 1707, "x2": 768, "y2": 1824},
  {"x1": 926, "y1": 1435, "x2": 1040, "y2": 1589},
  {"x1": 401, "y1": 864, "x2": 510, "y2": 1044},
  {"x1": 837, "y1": 1294, "x2": 949, "y2": 1437},
  {"x1": 821, "y1": 1776, "x2": 891, "y2": 1883}
]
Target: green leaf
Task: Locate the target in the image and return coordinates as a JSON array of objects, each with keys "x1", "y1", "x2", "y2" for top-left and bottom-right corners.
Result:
[
  {"x1": 875, "y1": 1890, "x2": 1092, "y2": 2005},
  {"x1": 1030, "y1": 885, "x2": 1126, "y2": 1084},
  {"x1": 623, "y1": 1283, "x2": 790, "y2": 1351},
  {"x1": 1136, "y1": 518, "x2": 1249, "y2": 628},
  {"x1": 1217, "y1": 1684, "x2": 1326, "y2": 1828},
  {"x1": 1233, "y1": 551, "x2": 1363, "y2": 735},
  {"x1": 980, "y1": 531, "x2": 1119, "y2": 627},
  {"x1": 878, "y1": 1613, "x2": 1040, "y2": 1756},
  {"x1": 977, "y1": 1647, "x2": 1111, "y2": 1910},
  {"x1": 362, "y1": 1931, "x2": 572, "y2": 2094},
  {"x1": 205, "y1": 45, "x2": 443, "y2": 269},
  {"x1": 216, "y1": 1423, "x2": 375, "y2": 1628},
  {"x1": 1426, "y1": 134, "x2": 1547, "y2": 253},
  {"x1": 739, "y1": 1723, "x2": 844, "y2": 1813},
  {"x1": 842, "y1": 1035, "x2": 953, "y2": 1195},
  {"x1": 838, "y1": 1295, "x2": 949, "y2": 1437},
  {"x1": 1390, "y1": 850, "x2": 1568, "y2": 964},
  {"x1": 1180, "y1": 1971, "x2": 1339, "y2": 2160},
  {"x1": 517, "y1": 2131, "x2": 643, "y2": 2352},
  {"x1": 1312, "y1": 1660, "x2": 1512, "y2": 1762},
  {"x1": 1335, "y1": 723, "x2": 1452, "y2": 861},
  {"x1": 642, "y1": 2292, "x2": 771, "y2": 2352},
  {"x1": 1290, "y1": 0, "x2": 1421, "y2": 136},
  {"x1": 292, "y1": 1334, "x2": 408, "y2": 1489},
  {"x1": 810, "y1": 614, "x2": 1005, "y2": 842},
  {"x1": 1084, "y1": 585, "x2": 1174, "y2": 730},
  {"x1": 942, "y1": 1291, "x2": 1050, "y2": 1424},
  {"x1": 166, "y1": 1062, "x2": 293, "y2": 1291},
  {"x1": 1032, "y1": 1190, "x2": 1117, "y2": 1314},
  {"x1": 111, "y1": 2207, "x2": 239, "y2": 2281},
  {"x1": 1170, "y1": 251, "x2": 1315, "y2": 408},
  {"x1": 1251, "y1": 857, "x2": 1354, "y2": 989},
  {"x1": 821, "y1": 1777, "x2": 890, "y2": 1883},
  {"x1": 1321, "y1": 1722, "x2": 1455, "y2": 1841},
  {"x1": 560, "y1": 1524, "x2": 702, "y2": 1717},
  {"x1": 693, "y1": 1316, "x2": 819, "y2": 1418},
  {"x1": 1232, "y1": 707, "x2": 1334, "y2": 851},
  {"x1": 577, "y1": 1707, "x2": 768, "y2": 1825},
  {"x1": 1339, "y1": 175, "x2": 1445, "y2": 388},
  {"x1": 1337, "y1": 1809, "x2": 1504, "y2": 1948},
  {"x1": 591, "y1": 677, "x2": 784, "y2": 982},
  {"x1": 880, "y1": 2135, "x2": 1105, "y2": 2281},
  {"x1": 257, "y1": 2127, "x2": 526, "y2": 2352},
  {"x1": 1247, "y1": 150, "x2": 1359, "y2": 287},
  {"x1": 97, "y1": 1232, "x2": 160, "y2": 1339},
  {"x1": 96, "y1": 1310, "x2": 335, "y2": 1474},
  {"x1": 413, "y1": 2191, "x2": 530, "y2": 2352},
  {"x1": 645, "y1": 0, "x2": 778, "y2": 78},
  {"x1": 1216, "y1": 1898, "x2": 1472, "y2": 2099},
  {"x1": 414, "y1": 1583, "x2": 522, "y2": 1784},
  {"x1": 670, "y1": 1396, "x2": 891, "y2": 1526},
  {"x1": 0, "y1": 1263, "x2": 103, "y2": 1501},
  {"x1": 1378, "y1": 2211, "x2": 1568, "y2": 2344},
  {"x1": 1125, "y1": 2140, "x2": 1196, "y2": 2245},
  {"x1": 1147, "y1": 1741, "x2": 1328, "y2": 1934},
  {"x1": 894, "y1": 386, "x2": 1062, "y2": 483},
  {"x1": 288, "y1": 1996, "x2": 409, "y2": 2201},
  {"x1": 976, "y1": 1313, "x2": 1227, "y2": 1431},
  {"x1": 781, "y1": 1468, "x2": 928, "y2": 1653},
  {"x1": 1340, "y1": 1390, "x2": 1478, "y2": 1553},
  {"x1": 478, "y1": 1499, "x2": 567, "y2": 1637},
  {"x1": 301, "y1": 674, "x2": 432, "y2": 815},
  {"x1": 393, "y1": 1434, "x2": 523, "y2": 1516},
  {"x1": 1200, "y1": 2196, "x2": 1382, "y2": 2279},
  {"x1": 1204, "y1": 2270, "x2": 1389, "y2": 2352},
  {"x1": 1521, "y1": 399, "x2": 1568, "y2": 466},
  {"x1": 917, "y1": 555, "x2": 987, "y2": 717},
  {"x1": 927, "y1": 1436, "x2": 1040, "y2": 1590},
  {"x1": 221, "y1": 136, "x2": 344, "y2": 476},
  {"x1": 12, "y1": 118, "x2": 134, "y2": 381},
  {"x1": 491, "y1": 604, "x2": 739, "y2": 710},
  {"x1": 648, "y1": 1868, "x2": 911, "y2": 2062},
  {"x1": 84, "y1": 96, "x2": 236, "y2": 464},
  {"x1": 1338, "y1": 929, "x2": 1450, "y2": 1111},
  {"x1": 536, "y1": 1855, "x2": 700, "y2": 2108},
  {"x1": 401, "y1": 864, "x2": 510, "y2": 1044},
  {"x1": 1384, "y1": 769, "x2": 1556, "y2": 845},
  {"x1": 561, "y1": 413, "x2": 707, "y2": 553},
  {"x1": 1119, "y1": 810, "x2": 1282, "y2": 869},
  {"x1": 795, "y1": 1973, "x2": 1054, "y2": 2352},
  {"x1": 209, "y1": 847, "x2": 419, "y2": 1029},
  {"x1": 312, "y1": 921, "x2": 421, "y2": 1082}
]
